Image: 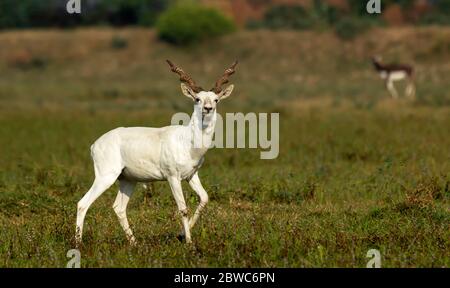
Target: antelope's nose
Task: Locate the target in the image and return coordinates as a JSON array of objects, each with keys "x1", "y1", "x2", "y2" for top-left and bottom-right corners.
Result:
[{"x1": 204, "y1": 106, "x2": 213, "y2": 113}]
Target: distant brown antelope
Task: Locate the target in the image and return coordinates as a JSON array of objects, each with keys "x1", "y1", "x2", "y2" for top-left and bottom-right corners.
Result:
[{"x1": 371, "y1": 56, "x2": 416, "y2": 99}]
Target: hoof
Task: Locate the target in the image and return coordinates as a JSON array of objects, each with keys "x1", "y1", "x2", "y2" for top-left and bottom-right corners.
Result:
[
  {"x1": 74, "y1": 237, "x2": 82, "y2": 249},
  {"x1": 177, "y1": 233, "x2": 186, "y2": 242}
]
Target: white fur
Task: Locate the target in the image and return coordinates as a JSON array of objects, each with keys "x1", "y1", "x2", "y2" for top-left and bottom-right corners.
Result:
[
  {"x1": 76, "y1": 84, "x2": 234, "y2": 245},
  {"x1": 388, "y1": 71, "x2": 407, "y2": 81},
  {"x1": 380, "y1": 71, "x2": 415, "y2": 99}
]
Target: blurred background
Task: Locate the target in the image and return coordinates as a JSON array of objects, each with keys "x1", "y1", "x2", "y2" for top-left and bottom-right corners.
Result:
[
  {"x1": 1, "y1": 0, "x2": 449, "y2": 110},
  {"x1": 0, "y1": 0, "x2": 449, "y2": 267}
]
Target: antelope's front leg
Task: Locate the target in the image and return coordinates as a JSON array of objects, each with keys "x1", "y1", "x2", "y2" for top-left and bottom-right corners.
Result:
[
  {"x1": 167, "y1": 177, "x2": 192, "y2": 244},
  {"x1": 187, "y1": 173, "x2": 209, "y2": 229},
  {"x1": 386, "y1": 78, "x2": 399, "y2": 99}
]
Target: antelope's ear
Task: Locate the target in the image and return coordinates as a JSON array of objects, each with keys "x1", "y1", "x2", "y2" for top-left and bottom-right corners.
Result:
[
  {"x1": 181, "y1": 83, "x2": 196, "y2": 100},
  {"x1": 218, "y1": 84, "x2": 234, "y2": 100}
]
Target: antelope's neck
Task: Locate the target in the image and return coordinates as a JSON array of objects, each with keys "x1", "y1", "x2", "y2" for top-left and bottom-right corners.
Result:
[
  {"x1": 373, "y1": 61, "x2": 384, "y2": 71},
  {"x1": 189, "y1": 109, "x2": 216, "y2": 152}
]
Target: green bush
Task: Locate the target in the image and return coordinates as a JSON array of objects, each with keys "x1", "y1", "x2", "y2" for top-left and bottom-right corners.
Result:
[
  {"x1": 102, "y1": 0, "x2": 169, "y2": 27},
  {"x1": 435, "y1": 0, "x2": 450, "y2": 14},
  {"x1": 262, "y1": 5, "x2": 314, "y2": 30},
  {"x1": 248, "y1": 2, "x2": 346, "y2": 31},
  {"x1": 420, "y1": 13, "x2": 450, "y2": 26},
  {"x1": 0, "y1": 0, "x2": 170, "y2": 29},
  {"x1": 156, "y1": 4, "x2": 235, "y2": 45},
  {"x1": 311, "y1": 0, "x2": 341, "y2": 26},
  {"x1": 334, "y1": 17, "x2": 371, "y2": 40},
  {"x1": 419, "y1": 0, "x2": 450, "y2": 25}
]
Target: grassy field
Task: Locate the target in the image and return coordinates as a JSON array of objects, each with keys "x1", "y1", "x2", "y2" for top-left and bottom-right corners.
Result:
[{"x1": 0, "y1": 27, "x2": 449, "y2": 267}]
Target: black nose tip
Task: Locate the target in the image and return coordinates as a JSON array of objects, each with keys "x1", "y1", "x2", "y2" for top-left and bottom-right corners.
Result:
[{"x1": 204, "y1": 107, "x2": 212, "y2": 112}]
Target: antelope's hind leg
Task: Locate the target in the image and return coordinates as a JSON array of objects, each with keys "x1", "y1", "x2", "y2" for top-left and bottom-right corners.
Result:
[
  {"x1": 405, "y1": 79, "x2": 416, "y2": 100},
  {"x1": 386, "y1": 78, "x2": 399, "y2": 99},
  {"x1": 113, "y1": 179, "x2": 137, "y2": 245},
  {"x1": 76, "y1": 172, "x2": 120, "y2": 244}
]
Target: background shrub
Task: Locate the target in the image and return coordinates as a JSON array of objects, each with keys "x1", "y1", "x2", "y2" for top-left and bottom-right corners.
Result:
[
  {"x1": 250, "y1": 2, "x2": 366, "y2": 34},
  {"x1": 0, "y1": 0, "x2": 69, "y2": 28},
  {"x1": 156, "y1": 4, "x2": 235, "y2": 45},
  {"x1": 0, "y1": 0, "x2": 170, "y2": 29},
  {"x1": 419, "y1": 0, "x2": 450, "y2": 25},
  {"x1": 261, "y1": 5, "x2": 314, "y2": 30},
  {"x1": 100, "y1": 0, "x2": 169, "y2": 27},
  {"x1": 310, "y1": 0, "x2": 342, "y2": 26},
  {"x1": 1, "y1": 0, "x2": 450, "y2": 30}
]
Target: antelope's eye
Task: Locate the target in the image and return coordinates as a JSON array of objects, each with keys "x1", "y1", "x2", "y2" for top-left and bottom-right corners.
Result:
[
  {"x1": 195, "y1": 98, "x2": 200, "y2": 103},
  {"x1": 214, "y1": 99, "x2": 219, "y2": 103}
]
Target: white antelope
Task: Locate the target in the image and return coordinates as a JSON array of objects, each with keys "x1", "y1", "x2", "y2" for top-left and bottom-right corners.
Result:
[
  {"x1": 372, "y1": 56, "x2": 416, "y2": 99},
  {"x1": 75, "y1": 60, "x2": 238, "y2": 245}
]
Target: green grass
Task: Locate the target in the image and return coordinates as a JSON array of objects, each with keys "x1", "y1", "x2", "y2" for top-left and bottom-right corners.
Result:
[
  {"x1": 0, "y1": 28, "x2": 449, "y2": 267},
  {"x1": 0, "y1": 108, "x2": 448, "y2": 267}
]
